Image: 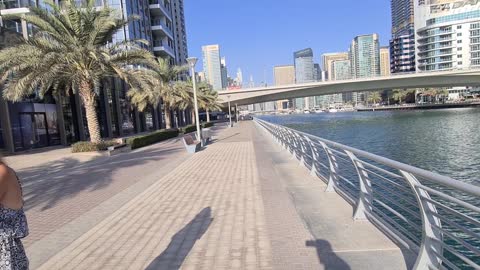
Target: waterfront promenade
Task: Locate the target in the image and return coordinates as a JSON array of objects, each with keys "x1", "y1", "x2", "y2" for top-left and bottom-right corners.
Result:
[{"x1": 9, "y1": 122, "x2": 413, "y2": 269}]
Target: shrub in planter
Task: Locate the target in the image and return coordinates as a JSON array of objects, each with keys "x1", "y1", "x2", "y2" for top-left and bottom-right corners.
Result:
[
  {"x1": 202, "y1": 122, "x2": 214, "y2": 128},
  {"x1": 71, "y1": 140, "x2": 118, "y2": 153},
  {"x1": 127, "y1": 128, "x2": 179, "y2": 150},
  {"x1": 180, "y1": 124, "x2": 197, "y2": 134}
]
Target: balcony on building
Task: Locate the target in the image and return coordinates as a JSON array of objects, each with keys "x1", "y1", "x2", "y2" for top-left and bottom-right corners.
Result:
[
  {"x1": 0, "y1": 0, "x2": 32, "y2": 15},
  {"x1": 151, "y1": 17, "x2": 173, "y2": 39},
  {"x1": 152, "y1": 39, "x2": 175, "y2": 58},
  {"x1": 149, "y1": 0, "x2": 172, "y2": 21}
]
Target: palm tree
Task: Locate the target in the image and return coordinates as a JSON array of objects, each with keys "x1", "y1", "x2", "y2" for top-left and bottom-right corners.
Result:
[
  {"x1": 0, "y1": 0, "x2": 156, "y2": 143},
  {"x1": 392, "y1": 89, "x2": 407, "y2": 104},
  {"x1": 127, "y1": 58, "x2": 188, "y2": 129},
  {"x1": 198, "y1": 83, "x2": 221, "y2": 122},
  {"x1": 367, "y1": 92, "x2": 382, "y2": 106}
]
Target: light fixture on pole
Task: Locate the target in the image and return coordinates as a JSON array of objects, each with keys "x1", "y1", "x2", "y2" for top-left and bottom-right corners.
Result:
[
  {"x1": 186, "y1": 57, "x2": 202, "y2": 145},
  {"x1": 227, "y1": 95, "x2": 232, "y2": 127}
]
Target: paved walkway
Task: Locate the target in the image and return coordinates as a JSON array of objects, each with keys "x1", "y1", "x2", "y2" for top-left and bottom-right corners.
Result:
[{"x1": 17, "y1": 121, "x2": 412, "y2": 269}]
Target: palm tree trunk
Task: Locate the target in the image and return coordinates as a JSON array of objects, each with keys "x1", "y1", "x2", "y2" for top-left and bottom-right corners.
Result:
[
  {"x1": 79, "y1": 80, "x2": 101, "y2": 143},
  {"x1": 191, "y1": 109, "x2": 196, "y2": 125},
  {"x1": 206, "y1": 108, "x2": 210, "y2": 122},
  {"x1": 164, "y1": 105, "x2": 172, "y2": 129}
]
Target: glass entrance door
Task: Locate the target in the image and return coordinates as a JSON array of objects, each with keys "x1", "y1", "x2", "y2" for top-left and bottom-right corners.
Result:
[{"x1": 19, "y1": 113, "x2": 49, "y2": 149}]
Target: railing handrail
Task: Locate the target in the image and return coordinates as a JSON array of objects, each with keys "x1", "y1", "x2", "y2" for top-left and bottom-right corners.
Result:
[
  {"x1": 254, "y1": 117, "x2": 480, "y2": 270},
  {"x1": 254, "y1": 117, "x2": 480, "y2": 197}
]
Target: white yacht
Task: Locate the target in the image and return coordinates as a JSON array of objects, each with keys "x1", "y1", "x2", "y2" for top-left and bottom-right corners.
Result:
[{"x1": 326, "y1": 108, "x2": 338, "y2": 113}]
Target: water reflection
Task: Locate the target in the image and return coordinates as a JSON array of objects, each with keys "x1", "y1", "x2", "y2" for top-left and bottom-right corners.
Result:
[{"x1": 261, "y1": 108, "x2": 480, "y2": 185}]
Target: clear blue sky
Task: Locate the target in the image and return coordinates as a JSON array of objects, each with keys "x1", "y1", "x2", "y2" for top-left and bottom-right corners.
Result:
[{"x1": 185, "y1": 0, "x2": 391, "y2": 86}]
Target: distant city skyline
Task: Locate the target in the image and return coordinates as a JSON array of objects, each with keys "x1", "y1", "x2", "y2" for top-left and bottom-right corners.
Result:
[{"x1": 185, "y1": 1, "x2": 391, "y2": 86}]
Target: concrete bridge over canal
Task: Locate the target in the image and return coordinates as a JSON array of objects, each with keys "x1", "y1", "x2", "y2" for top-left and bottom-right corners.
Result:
[{"x1": 217, "y1": 69, "x2": 480, "y2": 106}]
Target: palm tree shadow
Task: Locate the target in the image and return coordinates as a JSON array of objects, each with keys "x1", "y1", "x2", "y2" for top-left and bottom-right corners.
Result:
[
  {"x1": 306, "y1": 239, "x2": 351, "y2": 270},
  {"x1": 145, "y1": 207, "x2": 213, "y2": 270}
]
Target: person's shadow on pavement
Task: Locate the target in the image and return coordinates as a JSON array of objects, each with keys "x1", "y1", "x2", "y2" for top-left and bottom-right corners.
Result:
[
  {"x1": 306, "y1": 239, "x2": 351, "y2": 270},
  {"x1": 145, "y1": 207, "x2": 213, "y2": 270}
]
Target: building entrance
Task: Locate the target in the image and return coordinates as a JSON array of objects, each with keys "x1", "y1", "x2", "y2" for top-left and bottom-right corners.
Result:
[{"x1": 19, "y1": 112, "x2": 49, "y2": 149}]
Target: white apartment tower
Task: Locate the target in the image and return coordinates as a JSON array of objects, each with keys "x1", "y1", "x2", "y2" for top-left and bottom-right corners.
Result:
[
  {"x1": 202, "y1": 44, "x2": 223, "y2": 90},
  {"x1": 415, "y1": 0, "x2": 480, "y2": 72}
]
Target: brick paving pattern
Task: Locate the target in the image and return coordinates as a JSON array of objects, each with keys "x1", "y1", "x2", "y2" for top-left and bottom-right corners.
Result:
[
  {"x1": 38, "y1": 129, "x2": 273, "y2": 269},
  {"x1": 17, "y1": 139, "x2": 188, "y2": 247}
]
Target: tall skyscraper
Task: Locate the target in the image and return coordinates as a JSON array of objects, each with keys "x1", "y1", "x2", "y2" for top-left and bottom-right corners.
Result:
[
  {"x1": 349, "y1": 34, "x2": 380, "y2": 104},
  {"x1": 380, "y1": 46, "x2": 391, "y2": 76},
  {"x1": 235, "y1": 68, "x2": 243, "y2": 87},
  {"x1": 202, "y1": 44, "x2": 223, "y2": 90},
  {"x1": 321, "y1": 52, "x2": 349, "y2": 80},
  {"x1": 350, "y1": 34, "x2": 381, "y2": 79},
  {"x1": 414, "y1": 0, "x2": 480, "y2": 72},
  {"x1": 171, "y1": 0, "x2": 189, "y2": 65},
  {"x1": 390, "y1": 0, "x2": 416, "y2": 73},
  {"x1": 274, "y1": 65, "x2": 295, "y2": 110},
  {"x1": 221, "y1": 57, "x2": 228, "y2": 89},
  {"x1": 333, "y1": 59, "x2": 354, "y2": 103},
  {"x1": 294, "y1": 48, "x2": 315, "y2": 109},
  {"x1": 332, "y1": 60, "x2": 352, "y2": 81}
]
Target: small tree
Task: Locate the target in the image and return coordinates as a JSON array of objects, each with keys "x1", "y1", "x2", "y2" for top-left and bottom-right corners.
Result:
[{"x1": 367, "y1": 91, "x2": 382, "y2": 106}]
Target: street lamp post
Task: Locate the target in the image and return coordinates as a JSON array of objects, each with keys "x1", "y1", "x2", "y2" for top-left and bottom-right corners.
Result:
[
  {"x1": 235, "y1": 104, "x2": 238, "y2": 123},
  {"x1": 187, "y1": 57, "x2": 202, "y2": 145},
  {"x1": 227, "y1": 95, "x2": 232, "y2": 127}
]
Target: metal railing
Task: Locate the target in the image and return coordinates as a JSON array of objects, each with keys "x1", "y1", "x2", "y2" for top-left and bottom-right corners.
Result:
[{"x1": 254, "y1": 117, "x2": 480, "y2": 270}]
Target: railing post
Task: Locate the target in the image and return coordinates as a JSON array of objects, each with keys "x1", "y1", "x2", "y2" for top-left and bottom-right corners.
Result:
[
  {"x1": 307, "y1": 138, "x2": 318, "y2": 177},
  {"x1": 400, "y1": 171, "x2": 443, "y2": 270},
  {"x1": 297, "y1": 134, "x2": 308, "y2": 168},
  {"x1": 319, "y1": 142, "x2": 338, "y2": 192},
  {"x1": 345, "y1": 150, "x2": 373, "y2": 220},
  {"x1": 288, "y1": 130, "x2": 298, "y2": 159}
]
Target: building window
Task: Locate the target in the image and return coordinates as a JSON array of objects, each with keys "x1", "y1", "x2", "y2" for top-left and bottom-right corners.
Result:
[
  {"x1": 457, "y1": 25, "x2": 462, "y2": 29},
  {"x1": 457, "y1": 40, "x2": 462, "y2": 44},
  {"x1": 458, "y1": 47, "x2": 463, "y2": 51},
  {"x1": 458, "y1": 61, "x2": 463, "y2": 65},
  {"x1": 457, "y1": 33, "x2": 462, "y2": 37}
]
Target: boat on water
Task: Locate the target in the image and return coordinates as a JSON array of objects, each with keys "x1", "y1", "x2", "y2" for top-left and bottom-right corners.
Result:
[
  {"x1": 326, "y1": 108, "x2": 338, "y2": 113},
  {"x1": 303, "y1": 109, "x2": 311, "y2": 114},
  {"x1": 314, "y1": 108, "x2": 324, "y2": 113}
]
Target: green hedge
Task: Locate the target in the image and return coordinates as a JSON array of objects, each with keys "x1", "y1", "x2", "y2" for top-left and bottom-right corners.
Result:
[
  {"x1": 180, "y1": 124, "x2": 197, "y2": 134},
  {"x1": 202, "y1": 122, "x2": 214, "y2": 128},
  {"x1": 179, "y1": 122, "x2": 214, "y2": 134},
  {"x1": 126, "y1": 128, "x2": 179, "y2": 150},
  {"x1": 71, "y1": 140, "x2": 118, "y2": 153}
]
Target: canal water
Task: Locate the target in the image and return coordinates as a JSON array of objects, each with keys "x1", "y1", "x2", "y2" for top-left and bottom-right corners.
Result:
[
  {"x1": 260, "y1": 107, "x2": 480, "y2": 185},
  {"x1": 261, "y1": 107, "x2": 480, "y2": 268}
]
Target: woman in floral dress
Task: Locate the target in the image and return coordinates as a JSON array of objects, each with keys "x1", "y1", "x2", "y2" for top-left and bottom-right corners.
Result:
[{"x1": 0, "y1": 156, "x2": 28, "y2": 270}]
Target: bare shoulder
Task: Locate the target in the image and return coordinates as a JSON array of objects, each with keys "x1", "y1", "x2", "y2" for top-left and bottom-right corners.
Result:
[{"x1": 0, "y1": 163, "x2": 11, "y2": 184}]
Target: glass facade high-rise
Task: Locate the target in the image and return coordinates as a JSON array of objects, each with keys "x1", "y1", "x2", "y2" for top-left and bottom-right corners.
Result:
[
  {"x1": 321, "y1": 52, "x2": 349, "y2": 80},
  {"x1": 332, "y1": 59, "x2": 354, "y2": 103},
  {"x1": 349, "y1": 34, "x2": 380, "y2": 104},
  {"x1": 202, "y1": 44, "x2": 223, "y2": 91},
  {"x1": 390, "y1": 0, "x2": 416, "y2": 73},
  {"x1": 350, "y1": 34, "x2": 381, "y2": 79},
  {"x1": 294, "y1": 48, "x2": 315, "y2": 109}
]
